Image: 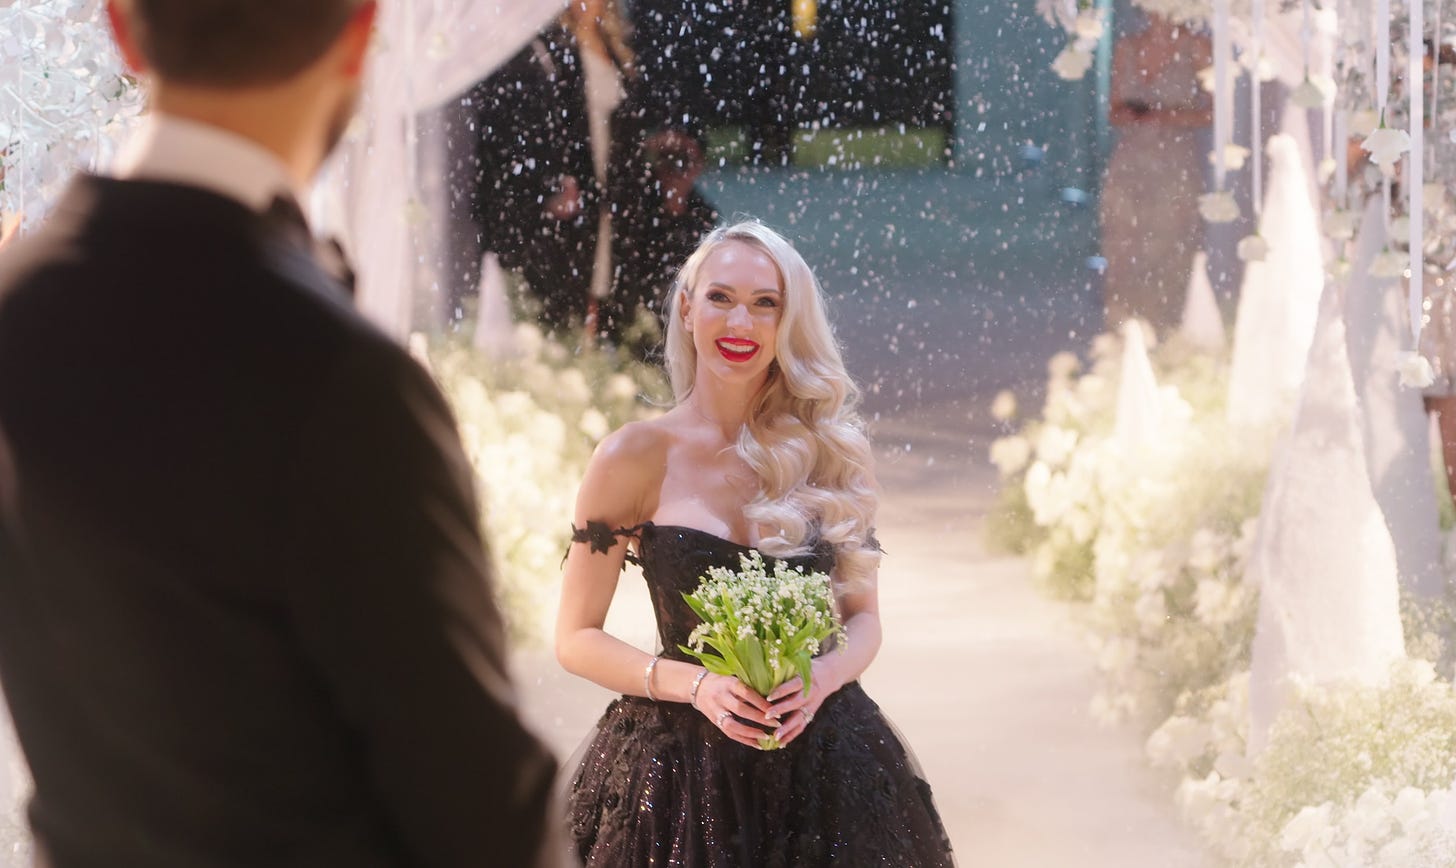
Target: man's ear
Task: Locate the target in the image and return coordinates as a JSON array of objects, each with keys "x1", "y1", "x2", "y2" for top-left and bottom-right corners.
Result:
[
  {"x1": 105, "y1": 0, "x2": 150, "y2": 75},
  {"x1": 338, "y1": 1, "x2": 379, "y2": 79}
]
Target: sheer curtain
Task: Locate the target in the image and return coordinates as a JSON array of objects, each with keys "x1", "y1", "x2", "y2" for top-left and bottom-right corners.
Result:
[{"x1": 314, "y1": 0, "x2": 565, "y2": 340}]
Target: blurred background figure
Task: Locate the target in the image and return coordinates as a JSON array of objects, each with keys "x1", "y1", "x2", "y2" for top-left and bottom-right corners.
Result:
[
  {"x1": 1100, "y1": 12, "x2": 1211, "y2": 334},
  {"x1": 457, "y1": 0, "x2": 717, "y2": 352}
]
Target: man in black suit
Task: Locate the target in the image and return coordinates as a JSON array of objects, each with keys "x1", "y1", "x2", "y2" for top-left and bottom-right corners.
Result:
[{"x1": 0, "y1": 2, "x2": 560, "y2": 866}]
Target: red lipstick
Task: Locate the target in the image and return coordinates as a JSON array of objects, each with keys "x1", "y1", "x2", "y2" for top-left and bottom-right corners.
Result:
[{"x1": 716, "y1": 338, "x2": 759, "y2": 363}]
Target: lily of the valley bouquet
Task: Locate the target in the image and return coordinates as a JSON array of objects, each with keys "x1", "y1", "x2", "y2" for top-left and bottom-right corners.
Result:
[{"x1": 680, "y1": 550, "x2": 844, "y2": 750}]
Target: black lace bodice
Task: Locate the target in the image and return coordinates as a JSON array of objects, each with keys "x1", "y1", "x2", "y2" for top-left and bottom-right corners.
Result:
[
  {"x1": 565, "y1": 521, "x2": 955, "y2": 867},
  {"x1": 640, "y1": 523, "x2": 835, "y2": 657}
]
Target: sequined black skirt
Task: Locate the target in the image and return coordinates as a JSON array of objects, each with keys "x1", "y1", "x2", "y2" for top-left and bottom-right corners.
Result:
[{"x1": 566, "y1": 682, "x2": 955, "y2": 867}]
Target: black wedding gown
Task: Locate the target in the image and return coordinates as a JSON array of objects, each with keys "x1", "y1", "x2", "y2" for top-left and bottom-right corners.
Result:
[{"x1": 566, "y1": 522, "x2": 956, "y2": 867}]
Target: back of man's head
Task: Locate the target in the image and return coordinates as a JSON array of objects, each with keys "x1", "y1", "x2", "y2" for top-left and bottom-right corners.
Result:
[{"x1": 121, "y1": 0, "x2": 370, "y2": 87}]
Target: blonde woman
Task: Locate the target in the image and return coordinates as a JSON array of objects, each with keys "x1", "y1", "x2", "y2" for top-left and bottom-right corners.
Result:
[{"x1": 556, "y1": 221, "x2": 954, "y2": 865}]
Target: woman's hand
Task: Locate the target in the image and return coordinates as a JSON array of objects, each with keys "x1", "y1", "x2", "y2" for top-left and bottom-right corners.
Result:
[
  {"x1": 764, "y1": 658, "x2": 845, "y2": 748},
  {"x1": 694, "y1": 672, "x2": 776, "y2": 749}
]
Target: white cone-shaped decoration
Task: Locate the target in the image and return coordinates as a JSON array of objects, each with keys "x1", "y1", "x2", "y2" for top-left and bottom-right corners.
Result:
[
  {"x1": 1246, "y1": 284, "x2": 1405, "y2": 753},
  {"x1": 473, "y1": 252, "x2": 519, "y2": 357},
  {"x1": 1227, "y1": 134, "x2": 1326, "y2": 431},
  {"x1": 1114, "y1": 321, "x2": 1162, "y2": 451},
  {"x1": 1179, "y1": 250, "x2": 1226, "y2": 352},
  {"x1": 1343, "y1": 197, "x2": 1443, "y2": 597}
]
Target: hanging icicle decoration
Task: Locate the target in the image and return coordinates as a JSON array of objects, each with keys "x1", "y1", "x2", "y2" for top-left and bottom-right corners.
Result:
[
  {"x1": 1336, "y1": 109, "x2": 1350, "y2": 206},
  {"x1": 1251, "y1": 0, "x2": 1264, "y2": 217},
  {"x1": 1201, "y1": 0, "x2": 1240, "y2": 223},
  {"x1": 1408, "y1": 0, "x2": 1426, "y2": 348}
]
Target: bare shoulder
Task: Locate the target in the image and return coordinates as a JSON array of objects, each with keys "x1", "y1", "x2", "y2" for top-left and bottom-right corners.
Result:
[
  {"x1": 576, "y1": 416, "x2": 675, "y2": 524},
  {"x1": 591, "y1": 417, "x2": 672, "y2": 473}
]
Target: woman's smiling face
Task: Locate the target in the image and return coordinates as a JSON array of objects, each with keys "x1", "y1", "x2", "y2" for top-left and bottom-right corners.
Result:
[{"x1": 681, "y1": 240, "x2": 784, "y2": 387}]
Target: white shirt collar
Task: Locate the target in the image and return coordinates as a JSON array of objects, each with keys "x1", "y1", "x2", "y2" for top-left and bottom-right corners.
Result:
[{"x1": 112, "y1": 114, "x2": 302, "y2": 214}]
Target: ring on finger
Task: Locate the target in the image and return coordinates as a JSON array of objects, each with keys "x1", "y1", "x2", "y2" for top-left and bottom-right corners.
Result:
[
  {"x1": 802, "y1": 708, "x2": 814, "y2": 724},
  {"x1": 716, "y1": 710, "x2": 730, "y2": 728}
]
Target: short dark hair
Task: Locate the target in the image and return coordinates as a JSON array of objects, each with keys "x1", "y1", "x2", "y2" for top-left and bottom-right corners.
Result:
[{"x1": 127, "y1": 0, "x2": 366, "y2": 87}]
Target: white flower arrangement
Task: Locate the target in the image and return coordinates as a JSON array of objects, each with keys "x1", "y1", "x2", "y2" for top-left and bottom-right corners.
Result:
[
  {"x1": 1370, "y1": 248, "x2": 1409, "y2": 279},
  {"x1": 1290, "y1": 76, "x2": 1335, "y2": 110},
  {"x1": 428, "y1": 326, "x2": 670, "y2": 641},
  {"x1": 1398, "y1": 350, "x2": 1437, "y2": 389},
  {"x1": 680, "y1": 550, "x2": 844, "y2": 750},
  {"x1": 1324, "y1": 209, "x2": 1359, "y2": 242},
  {"x1": 1208, "y1": 143, "x2": 1252, "y2": 171},
  {"x1": 1237, "y1": 234, "x2": 1269, "y2": 262},
  {"x1": 1363, "y1": 123, "x2": 1414, "y2": 173},
  {"x1": 1198, "y1": 191, "x2": 1241, "y2": 224},
  {"x1": 1051, "y1": 44, "x2": 1096, "y2": 81},
  {"x1": 990, "y1": 389, "x2": 1019, "y2": 423},
  {"x1": 1038, "y1": 2, "x2": 1104, "y2": 81}
]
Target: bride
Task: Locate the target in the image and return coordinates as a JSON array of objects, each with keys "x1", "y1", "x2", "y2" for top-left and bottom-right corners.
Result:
[{"x1": 555, "y1": 220, "x2": 955, "y2": 865}]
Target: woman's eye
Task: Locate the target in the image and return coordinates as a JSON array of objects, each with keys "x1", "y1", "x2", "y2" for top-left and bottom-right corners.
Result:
[
  {"x1": 707, "y1": 291, "x2": 729, "y2": 303},
  {"x1": 756, "y1": 297, "x2": 778, "y2": 308}
]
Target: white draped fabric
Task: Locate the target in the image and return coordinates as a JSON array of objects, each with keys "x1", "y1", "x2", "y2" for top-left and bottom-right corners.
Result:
[
  {"x1": 1226, "y1": 134, "x2": 1325, "y2": 431},
  {"x1": 1343, "y1": 197, "x2": 1443, "y2": 597},
  {"x1": 1114, "y1": 322, "x2": 1164, "y2": 452},
  {"x1": 1246, "y1": 284, "x2": 1406, "y2": 753},
  {"x1": 313, "y1": 0, "x2": 566, "y2": 340},
  {"x1": 1178, "y1": 250, "x2": 1226, "y2": 352}
]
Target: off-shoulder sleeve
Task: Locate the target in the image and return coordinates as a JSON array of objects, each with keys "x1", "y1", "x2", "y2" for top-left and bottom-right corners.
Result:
[{"x1": 565, "y1": 521, "x2": 646, "y2": 567}]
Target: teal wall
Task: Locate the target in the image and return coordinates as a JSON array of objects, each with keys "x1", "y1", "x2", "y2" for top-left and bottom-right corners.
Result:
[{"x1": 952, "y1": 0, "x2": 1109, "y2": 197}]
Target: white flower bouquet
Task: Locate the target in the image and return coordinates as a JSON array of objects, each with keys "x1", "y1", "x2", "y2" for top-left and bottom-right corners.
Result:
[{"x1": 680, "y1": 550, "x2": 845, "y2": 750}]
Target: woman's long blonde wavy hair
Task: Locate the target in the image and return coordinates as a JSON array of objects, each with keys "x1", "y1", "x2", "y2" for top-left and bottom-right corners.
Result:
[{"x1": 664, "y1": 221, "x2": 881, "y2": 589}]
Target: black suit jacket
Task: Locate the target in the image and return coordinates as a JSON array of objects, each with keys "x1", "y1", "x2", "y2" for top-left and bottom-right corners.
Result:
[{"x1": 0, "y1": 177, "x2": 558, "y2": 867}]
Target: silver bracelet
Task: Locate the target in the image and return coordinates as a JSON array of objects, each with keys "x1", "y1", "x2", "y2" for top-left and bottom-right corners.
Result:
[
  {"x1": 644, "y1": 654, "x2": 662, "y2": 701},
  {"x1": 688, "y1": 668, "x2": 710, "y2": 709}
]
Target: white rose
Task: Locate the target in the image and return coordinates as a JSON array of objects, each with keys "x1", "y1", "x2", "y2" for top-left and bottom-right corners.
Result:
[
  {"x1": 1047, "y1": 350, "x2": 1081, "y2": 380},
  {"x1": 1134, "y1": 591, "x2": 1167, "y2": 631},
  {"x1": 1198, "y1": 191, "x2": 1240, "y2": 223},
  {"x1": 1425, "y1": 182, "x2": 1448, "y2": 213},
  {"x1": 990, "y1": 389, "x2": 1018, "y2": 422},
  {"x1": 1362, "y1": 125, "x2": 1413, "y2": 171},
  {"x1": 1072, "y1": 10, "x2": 1104, "y2": 49},
  {"x1": 1389, "y1": 215, "x2": 1410, "y2": 244},
  {"x1": 1213, "y1": 750, "x2": 1252, "y2": 781},
  {"x1": 1145, "y1": 715, "x2": 1211, "y2": 768},
  {"x1": 1325, "y1": 209, "x2": 1358, "y2": 241},
  {"x1": 512, "y1": 322, "x2": 545, "y2": 358},
  {"x1": 1280, "y1": 803, "x2": 1335, "y2": 853},
  {"x1": 1051, "y1": 44, "x2": 1094, "y2": 80},
  {"x1": 1236, "y1": 234, "x2": 1268, "y2": 262},
  {"x1": 1290, "y1": 76, "x2": 1334, "y2": 109},
  {"x1": 989, "y1": 436, "x2": 1032, "y2": 477},
  {"x1": 606, "y1": 373, "x2": 638, "y2": 402},
  {"x1": 1350, "y1": 109, "x2": 1381, "y2": 137},
  {"x1": 1397, "y1": 351, "x2": 1436, "y2": 389},
  {"x1": 1208, "y1": 143, "x2": 1251, "y2": 171},
  {"x1": 1196, "y1": 64, "x2": 1215, "y2": 93},
  {"x1": 1369, "y1": 249, "x2": 1408, "y2": 280},
  {"x1": 578, "y1": 408, "x2": 610, "y2": 441},
  {"x1": 556, "y1": 367, "x2": 593, "y2": 405},
  {"x1": 1034, "y1": 424, "x2": 1079, "y2": 467},
  {"x1": 1390, "y1": 787, "x2": 1431, "y2": 832}
]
